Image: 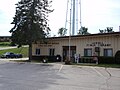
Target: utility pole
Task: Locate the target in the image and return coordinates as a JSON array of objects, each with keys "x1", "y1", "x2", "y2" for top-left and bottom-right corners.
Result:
[{"x1": 69, "y1": 8, "x2": 72, "y2": 62}]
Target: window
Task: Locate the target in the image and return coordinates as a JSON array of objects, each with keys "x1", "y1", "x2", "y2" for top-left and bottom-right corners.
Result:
[
  {"x1": 49, "y1": 48, "x2": 55, "y2": 56},
  {"x1": 35, "y1": 48, "x2": 40, "y2": 55},
  {"x1": 104, "y1": 49, "x2": 113, "y2": 56},
  {"x1": 84, "y1": 48, "x2": 92, "y2": 56}
]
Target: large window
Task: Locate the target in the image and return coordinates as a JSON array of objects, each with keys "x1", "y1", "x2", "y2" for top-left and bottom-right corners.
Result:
[
  {"x1": 35, "y1": 48, "x2": 40, "y2": 55},
  {"x1": 49, "y1": 48, "x2": 55, "y2": 56},
  {"x1": 104, "y1": 49, "x2": 113, "y2": 56},
  {"x1": 84, "y1": 48, "x2": 92, "y2": 56}
]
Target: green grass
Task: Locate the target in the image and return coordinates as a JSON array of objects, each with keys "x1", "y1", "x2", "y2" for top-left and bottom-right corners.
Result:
[
  {"x1": 0, "y1": 42, "x2": 11, "y2": 47},
  {"x1": 97, "y1": 64, "x2": 120, "y2": 68},
  {"x1": 0, "y1": 47, "x2": 28, "y2": 57},
  {"x1": 73, "y1": 63, "x2": 120, "y2": 68}
]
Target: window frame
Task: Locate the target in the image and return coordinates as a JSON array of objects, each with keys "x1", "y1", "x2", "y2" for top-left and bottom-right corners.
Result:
[
  {"x1": 104, "y1": 48, "x2": 113, "y2": 56},
  {"x1": 49, "y1": 48, "x2": 55, "y2": 56},
  {"x1": 84, "y1": 48, "x2": 92, "y2": 56},
  {"x1": 35, "y1": 48, "x2": 40, "y2": 55}
]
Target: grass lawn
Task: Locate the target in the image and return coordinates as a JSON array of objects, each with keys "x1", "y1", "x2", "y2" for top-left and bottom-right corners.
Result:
[
  {"x1": 0, "y1": 47, "x2": 28, "y2": 57},
  {"x1": 97, "y1": 64, "x2": 120, "y2": 68},
  {"x1": 73, "y1": 63, "x2": 120, "y2": 68}
]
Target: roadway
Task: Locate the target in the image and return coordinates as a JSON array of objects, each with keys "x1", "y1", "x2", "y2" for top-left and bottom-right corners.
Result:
[{"x1": 0, "y1": 46, "x2": 17, "y2": 50}]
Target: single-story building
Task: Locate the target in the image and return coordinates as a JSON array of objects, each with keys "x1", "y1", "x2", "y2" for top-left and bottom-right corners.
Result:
[
  {"x1": 0, "y1": 36, "x2": 11, "y2": 42},
  {"x1": 32, "y1": 32, "x2": 120, "y2": 62}
]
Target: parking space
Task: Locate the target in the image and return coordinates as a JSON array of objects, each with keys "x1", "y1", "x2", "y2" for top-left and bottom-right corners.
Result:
[{"x1": 0, "y1": 61, "x2": 120, "y2": 90}]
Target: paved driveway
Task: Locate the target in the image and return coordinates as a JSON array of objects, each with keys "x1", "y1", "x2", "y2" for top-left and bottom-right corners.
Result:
[
  {"x1": 0, "y1": 58, "x2": 29, "y2": 61},
  {"x1": 0, "y1": 61, "x2": 120, "y2": 90}
]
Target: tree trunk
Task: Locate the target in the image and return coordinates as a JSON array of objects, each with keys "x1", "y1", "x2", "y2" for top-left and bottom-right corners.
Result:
[{"x1": 28, "y1": 44, "x2": 32, "y2": 62}]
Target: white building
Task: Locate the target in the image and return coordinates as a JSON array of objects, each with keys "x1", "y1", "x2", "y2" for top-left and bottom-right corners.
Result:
[{"x1": 32, "y1": 32, "x2": 120, "y2": 62}]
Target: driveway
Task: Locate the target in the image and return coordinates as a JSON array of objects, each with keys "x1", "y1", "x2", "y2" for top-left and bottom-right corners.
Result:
[
  {"x1": 0, "y1": 57, "x2": 29, "y2": 61},
  {"x1": 0, "y1": 61, "x2": 120, "y2": 90},
  {"x1": 0, "y1": 46, "x2": 17, "y2": 50}
]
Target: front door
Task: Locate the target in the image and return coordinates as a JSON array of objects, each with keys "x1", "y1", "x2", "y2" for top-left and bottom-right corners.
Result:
[{"x1": 63, "y1": 46, "x2": 76, "y2": 62}]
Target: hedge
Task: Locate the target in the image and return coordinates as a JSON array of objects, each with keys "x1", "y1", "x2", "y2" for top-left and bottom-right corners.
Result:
[
  {"x1": 98, "y1": 56, "x2": 115, "y2": 64},
  {"x1": 80, "y1": 56, "x2": 116, "y2": 64},
  {"x1": 32, "y1": 55, "x2": 61, "y2": 62},
  {"x1": 32, "y1": 55, "x2": 119, "y2": 64}
]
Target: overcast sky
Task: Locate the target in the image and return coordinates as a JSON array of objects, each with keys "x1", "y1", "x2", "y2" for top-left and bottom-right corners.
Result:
[{"x1": 0, "y1": 0, "x2": 120, "y2": 36}]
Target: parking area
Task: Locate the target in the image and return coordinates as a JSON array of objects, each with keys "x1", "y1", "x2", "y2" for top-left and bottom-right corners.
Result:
[{"x1": 0, "y1": 61, "x2": 120, "y2": 90}]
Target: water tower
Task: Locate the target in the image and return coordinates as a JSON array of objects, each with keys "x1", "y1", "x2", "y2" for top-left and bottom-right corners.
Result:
[{"x1": 65, "y1": 0, "x2": 82, "y2": 35}]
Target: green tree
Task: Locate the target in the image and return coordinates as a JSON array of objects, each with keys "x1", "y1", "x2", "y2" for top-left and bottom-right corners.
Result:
[
  {"x1": 58, "y1": 27, "x2": 67, "y2": 36},
  {"x1": 10, "y1": 0, "x2": 53, "y2": 61},
  {"x1": 106, "y1": 27, "x2": 114, "y2": 33},
  {"x1": 99, "y1": 27, "x2": 114, "y2": 33},
  {"x1": 78, "y1": 26, "x2": 90, "y2": 35},
  {"x1": 99, "y1": 29, "x2": 104, "y2": 33}
]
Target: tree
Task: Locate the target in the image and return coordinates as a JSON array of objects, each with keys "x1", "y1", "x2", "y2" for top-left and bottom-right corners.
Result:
[
  {"x1": 78, "y1": 26, "x2": 90, "y2": 35},
  {"x1": 10, "y1": 0, "x2": 53, "y2": 61},
  {"x1": 58, "y1": 27, "x2": 67, "y2": 36},
  {"x1": 115, "y1": 50, "x2": 120, "y2": 64},
  {"x1": 99, "y1": 27, "x2": 114, "y2": 33},
  {"x1": 106, "y1": 27, "x2": 114, "y2": 33},
  {"x1": 99, "y1": 29, "x2": 104, "y2": 33}
]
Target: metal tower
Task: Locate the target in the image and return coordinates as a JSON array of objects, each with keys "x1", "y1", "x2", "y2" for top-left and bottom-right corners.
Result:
[{"x1": 65, "y1": 0, "x2": 82, "y2": 35}]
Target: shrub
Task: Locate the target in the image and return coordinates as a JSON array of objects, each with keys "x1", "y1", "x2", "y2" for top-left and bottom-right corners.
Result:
[
  {"x1": 32, "y1": 55, "x2": 59, "y2": 62},
  {"x1": 98, "y1": 56, "x2": 115, "y2": 64},
  {"x1": 115, "y1": 50, "x2": 120, "y2": 64}
]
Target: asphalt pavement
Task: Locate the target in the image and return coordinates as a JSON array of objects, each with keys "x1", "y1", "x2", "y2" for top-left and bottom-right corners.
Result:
[{"x1": 0, "y1": 61, "x2": 120, "y2": 90}]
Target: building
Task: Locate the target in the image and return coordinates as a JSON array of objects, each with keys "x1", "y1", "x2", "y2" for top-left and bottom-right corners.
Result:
[
  {"x1": 0, "y1": 36, "x2": 11, "y2": 42},
  {"x1": 32, "y1": 32, "x2": 120, "y2": 61}
]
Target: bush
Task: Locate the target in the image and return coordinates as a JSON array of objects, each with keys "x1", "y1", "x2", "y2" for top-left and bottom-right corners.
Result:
[
  {"x1": 115, "y1": 50, "x2": 120, "y2": 64},
  {"x1": 98, "y1": 56, "x2": 115, "y2": 64},
  {"x1": 80, "y1": 56, "x2": 115, "y2": 64},
  {"x1": 32, "y1": 55, "x2": 60, "y2": 62},
  {"x1": 0, "y1": 42, "x2": 11, "y2": 46},
  {"x1": 65, "y1": 56, "x2": 71, "y2": 65}
]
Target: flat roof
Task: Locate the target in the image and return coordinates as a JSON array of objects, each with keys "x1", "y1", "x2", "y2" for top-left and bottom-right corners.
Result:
[
  {"x1": 49, "y1": 32, "x2": 120, "y2": 39},
  {"x1": 0, "y1": 36, "x2": 11, "y2": 38}
]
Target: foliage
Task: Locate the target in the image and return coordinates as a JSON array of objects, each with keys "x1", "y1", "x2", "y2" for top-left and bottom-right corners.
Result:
[
  {"x1": 75, "y1": 63, "x2": 120, "y2": 68},
  {"x1": 78, "y1": 26, "x2": 90, "y2": 35},
  {"x1": 98, "y1": 56, "x2": 115, "y2": 64},
  {"x1": 58, "y1": 27, "x2": 67, "y2": 36},
  {"x1": 10, "y1": 0, "x2": 53, "y2": 60},
  {"x1": 79, "y1": 56, "x2": 116, "y2": 64},
  {"x1": 99, "y1": 27, "x2": 114, "y2": 33},
  {"x1": 0, "y1": 42, "x2": 11, "y2": 47},
  {"x1": 0, "y1": 47, "x2": 28, "y2": 57},
  {"x1": 32, "y1": 55, "x2": 58, "y2": 62},
  {"x1": 115, "y1": 50, "x2": 120, "y2": 64},
  {"x1": 97, "y1": 64, "x2": 120, "y2": 68}
]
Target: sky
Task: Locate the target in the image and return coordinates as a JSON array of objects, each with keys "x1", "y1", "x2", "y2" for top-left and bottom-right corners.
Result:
[{"x1": 0, "y1": 0, "x2": 120, "y2": 36}]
